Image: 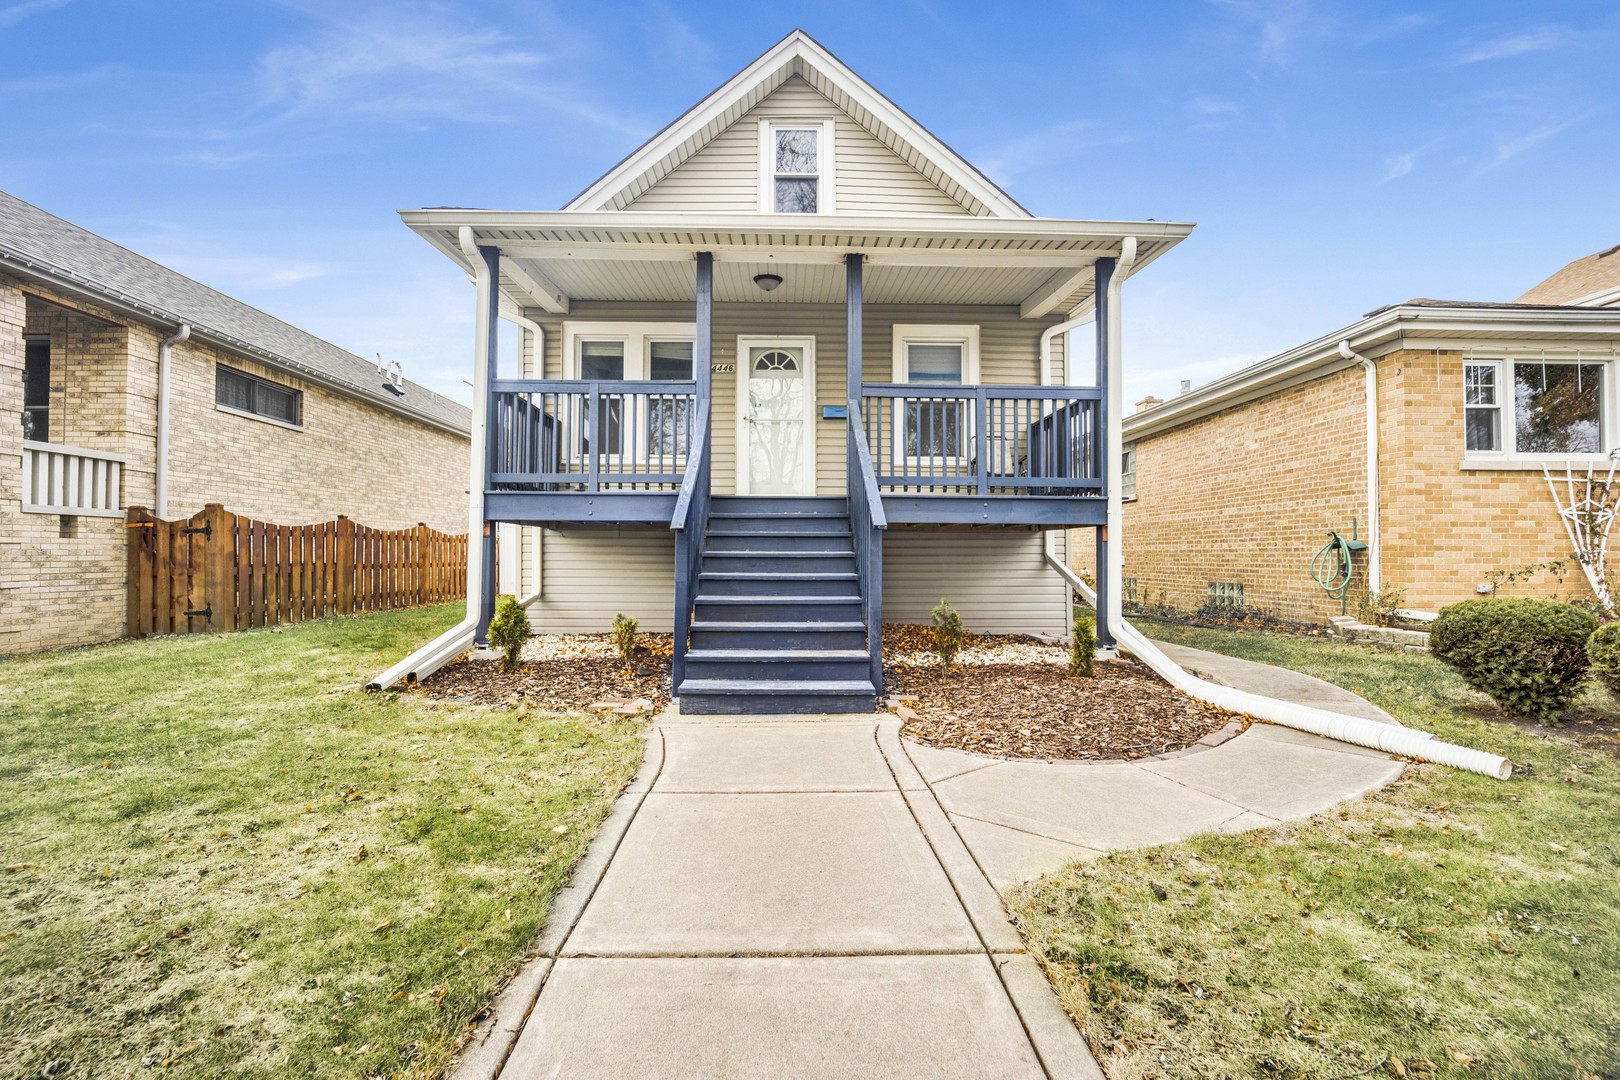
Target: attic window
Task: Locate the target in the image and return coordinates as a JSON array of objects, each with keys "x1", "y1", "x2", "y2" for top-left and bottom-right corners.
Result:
[{"x1": 761, "y1": 121, "x2": 833, "y2": 213}]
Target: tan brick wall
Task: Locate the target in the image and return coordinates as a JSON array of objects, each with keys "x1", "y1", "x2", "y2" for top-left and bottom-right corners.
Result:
[
  {"x1": 1078, "y1": 366, "x2": 1371, "y2": 623},
  {"x1": 0, "y1": 274, "x2": 468, "y2": 655},
  {"x1": 1378, "y1": 348, "x2": 1596, "y2": 610},
  {"x1": 1090, "y1": 347, "x2": 1619, "y2": 628}
]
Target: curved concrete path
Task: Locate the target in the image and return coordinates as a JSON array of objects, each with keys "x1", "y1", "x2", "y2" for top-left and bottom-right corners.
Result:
[{"x1": 451, "y1": 643, "x2": 1404, "y2": 1079}]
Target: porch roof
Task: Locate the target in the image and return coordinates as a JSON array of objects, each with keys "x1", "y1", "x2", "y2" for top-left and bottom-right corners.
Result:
[{"x1": 399, "y1": 210, "x2": 1193, "y2": 319}]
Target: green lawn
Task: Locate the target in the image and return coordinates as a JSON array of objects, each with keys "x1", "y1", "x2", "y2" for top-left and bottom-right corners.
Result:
[
  {"x1": 0, "y1": 606, "x2": 644, "y2": 1078},
  {"x1": 1011, "y1": 623, "x2": 1620, "y2": 1080}
]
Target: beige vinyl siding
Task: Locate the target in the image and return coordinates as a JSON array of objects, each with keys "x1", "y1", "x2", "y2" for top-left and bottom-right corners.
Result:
[
  {"x1": 517, "y1": 525, "x2": 1071, "y2": 638},
  {"x1": 526, "y1": 528, "x2": 677, "y2": 633},
  {"x1": 523, "y1": 300, "x2": 1065, "y2": 498},
  {"x1": 883, "y1": 528, "x2": 1071, "y2": 637},
  {"x1": 628, "y1": 75, "x2": 972, "y2": 215}
]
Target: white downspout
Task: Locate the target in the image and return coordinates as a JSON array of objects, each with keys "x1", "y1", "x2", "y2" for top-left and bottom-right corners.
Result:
[
  {"x1": 1338, "y1": 340, "x2": 1381, "y2": 593},
  {"x1": 1038, "y1": 305, "x2": 1094, "y2": 387},
  {"x1": 368, "y1": 228, "x2": 493, "y2": 688},
  {"x1": 155, "y1": 322, "x2": 190, "y2": 518},
  {"x1": 1102, "y1": 237, "x2": 1137, "y2": 646}
]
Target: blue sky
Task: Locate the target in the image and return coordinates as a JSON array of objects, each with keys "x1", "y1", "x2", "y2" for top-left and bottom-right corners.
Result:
[{"x1": 3, "y1": 0, "x2": 1616, "y2": 405}]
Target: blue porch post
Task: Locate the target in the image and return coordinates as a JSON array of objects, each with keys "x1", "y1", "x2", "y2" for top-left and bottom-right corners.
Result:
[
  {"x1": 1092, "y1": 256, "x2": 1116, "y2": 650},
  {"x1": 847, "y1": 252, "x2": 883, "y2": 688},
  {"x1": 474, "y1": 243, "x2": 501, "y2": 647}
]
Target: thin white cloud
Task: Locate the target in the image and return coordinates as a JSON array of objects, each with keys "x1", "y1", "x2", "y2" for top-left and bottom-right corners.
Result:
[
  {"x1": 0, "y1": 0, "x2": 69, "y2": 30},
  {"x1": 1487, "y1": 114, "x2": 1584, "y2": 169},
  {"x1": 1455, "y1": 27, "x2": 1567, "y2": 65},
  {"x1": 1379, "y1": 138, "x2": 1446, "y2": 183},
  {"x1": 254, "y1": 8, "x2": 643, "y2": 135},
  {"x1": 1209, "y1": 0, "x2": 1332, "y2": 65},
  {"x1": 1188, "y1": 96, "x2": 1242, "y2": 129},
  {"x1": 976, "y1": 119, "x2": 1134, "y2": 186}
]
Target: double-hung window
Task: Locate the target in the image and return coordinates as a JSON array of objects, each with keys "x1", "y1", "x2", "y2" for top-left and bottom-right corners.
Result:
[
  {"x1": 891, "y1": 325, "x2": 980, "y2": 465},
  {"x1": 1464, "y1": 358, "x2": 1606, "y2": 457},
  {"x1": 760, "y1": 121, "x2": 834, "y2": 213},
  {"x1": 566, "y1": 323, "x2": 697, "y2": 466}
]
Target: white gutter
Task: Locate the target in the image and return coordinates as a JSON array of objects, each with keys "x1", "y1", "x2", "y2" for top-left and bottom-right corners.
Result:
[
  {"x1": 1042, "y1": 544, "x2": 1511, "y2": 779},
  {"x1": 367, "y1": 226, "x2": 496, "y2": 689},
  {"x1": 1101, "y1": 237, "x2": 1137, "y2": 645},
  {"x1": 155, "y1": 321, "x2": 190, "y2": 517},
  {"x1": 1338, "y1": 340, "x2": 1381, "y2": 592}
]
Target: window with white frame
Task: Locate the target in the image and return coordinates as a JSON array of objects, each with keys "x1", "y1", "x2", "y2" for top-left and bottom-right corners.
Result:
[
  {"x1": 1121, "y1": 443, "x2": 1137, "y2": 500},
  {"x1": 565, "y1": 323, "x2": 697, "y2": 460},
  {"x1": 1463, "y1": 358, "x2": 1606, "y2": 456},
  {"x1": 891, "y1": 325, "x2": 980, "y2": 462},
  {"x1": 760, "y1": 121, "x2": 833, "y2": 213}
]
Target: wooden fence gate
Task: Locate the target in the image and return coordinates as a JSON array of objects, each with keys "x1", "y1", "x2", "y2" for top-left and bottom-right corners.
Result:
[{"x1": 126, "y1": 504, "x2": 468, "y2": 637}]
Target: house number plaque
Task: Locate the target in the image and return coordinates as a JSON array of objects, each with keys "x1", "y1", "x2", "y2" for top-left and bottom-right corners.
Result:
[{"x1": 711, "y1": 363, "x2": 736, "y2": 373}]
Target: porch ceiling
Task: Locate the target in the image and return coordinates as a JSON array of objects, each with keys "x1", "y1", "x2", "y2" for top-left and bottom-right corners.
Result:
[{"x1": 401, "y1": 210, "x2": 1194, "y2": 319}]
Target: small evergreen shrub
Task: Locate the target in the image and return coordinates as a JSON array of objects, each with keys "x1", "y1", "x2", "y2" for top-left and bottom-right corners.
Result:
[
  {"x1": 1586, "y1": 621, "x2": 1620, "y2": 697},
  {"x1": 487, "y1": 595, "x2": 530, "y2": 673},
  {"x1": 931, "y1": 598, "x2": 966, "y2": 669},
  {"x1": 1070, "y1": 615, "x2": 1097, "y2": 677},
  {"x1": 610, "y1": 612, "x2": 639, "y2": 666},
  {"x1": 1429, "y1": 598, "x2": 1596, "y2": 723}
]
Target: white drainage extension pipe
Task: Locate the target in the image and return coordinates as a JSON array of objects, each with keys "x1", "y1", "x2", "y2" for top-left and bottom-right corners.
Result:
[{"x1": 1044, "y1": 542, "x2": 1512, "y2": 779}]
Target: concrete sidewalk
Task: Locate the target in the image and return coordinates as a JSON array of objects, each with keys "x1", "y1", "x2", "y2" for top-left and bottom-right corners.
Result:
[{"x1": 451, "y1": 643, "x2": 1406, "y2": 1079}]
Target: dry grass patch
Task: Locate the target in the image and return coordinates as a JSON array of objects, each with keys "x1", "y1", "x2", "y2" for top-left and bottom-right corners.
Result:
[
  {"x1": 0, "y1": 605, "x2": 644, "y2": 1078},
  {"x1": 1010, "y1": 623, "x2": 1620, "y2": 1079}
]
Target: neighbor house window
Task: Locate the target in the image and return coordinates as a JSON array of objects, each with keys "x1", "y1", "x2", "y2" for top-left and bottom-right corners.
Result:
[
  {"x1": 892, "y1": 325, "x2": 980, "y2": 462},
  {"x1": 1464, "y1": 359, "x2": 1605, "y2": 456},
  {"x1": 216, "y1": 365, "x2": 301, "y2": 426},
  {"x1": 22, "y1": 336, "x2": 49, "y2": 441},
  {"x1": 1121, "y1": 443, "x2": 1138, "y2": 501},
  {"x1": 761, "y1": 121, "x2": 833, "y2": 213}
]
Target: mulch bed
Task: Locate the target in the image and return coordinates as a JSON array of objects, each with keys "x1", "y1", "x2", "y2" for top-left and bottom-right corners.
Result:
[
  {"x1": 414, "y1": 633, "x2": 673, "y2": 713},
  {"x1": 885, "y1": 625, "x2": 1237, "y2": 760}
]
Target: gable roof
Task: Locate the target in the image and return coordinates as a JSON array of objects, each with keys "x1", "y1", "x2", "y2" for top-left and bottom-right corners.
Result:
[
  {"x1": 563, "y1": 29, "x2": 1030, "y2": 219},
  {"x1": 0, "y1": 189, "x2": 470, "y2": 435},
  {"x1": 1518, "y1": 243, "x2": 1620, "y2": 307}
]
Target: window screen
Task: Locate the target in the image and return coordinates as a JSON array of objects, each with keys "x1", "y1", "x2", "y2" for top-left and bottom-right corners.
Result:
[{"x1": 216, "y1": 366, "x2": 301, "y2": 425}]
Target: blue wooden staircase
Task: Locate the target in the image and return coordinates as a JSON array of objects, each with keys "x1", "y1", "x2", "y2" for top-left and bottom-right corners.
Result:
[{"x1": 677, "y1": 496, "x2": 880, "y2": 714}]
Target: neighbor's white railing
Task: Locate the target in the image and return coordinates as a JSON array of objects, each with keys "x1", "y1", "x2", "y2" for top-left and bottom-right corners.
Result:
[{"x1": 21, "y1": 440, "x2": 126, "y2": 516}]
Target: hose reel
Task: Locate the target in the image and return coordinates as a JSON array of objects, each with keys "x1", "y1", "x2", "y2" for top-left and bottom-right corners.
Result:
[{"x1": 1310, "y1": 518, "x2": 1368, "y2": 615}]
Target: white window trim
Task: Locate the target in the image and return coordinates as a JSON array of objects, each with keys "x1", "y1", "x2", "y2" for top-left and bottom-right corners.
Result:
[
  {"x1": 1121, "y1": 443, "x2": 1137, "y2": 502},
  {"x1": 758, "y1": 119, "x2": 836, "y2": 214},
  {"x1": 1459, "y1": 354, "x2": 1615, "y2": 470},
  {"x1": 560, "y1": 321, "x2": 697, "y2": 380},
  {"x1": 560, "y1": 321, "x2": 698, "y2": 469},
  {"x1": 736, "y1": 335, "x2": 818, "y2": 496},
  {"x1": 890, "y1": 324, "x2": 981, "y2": 469}
]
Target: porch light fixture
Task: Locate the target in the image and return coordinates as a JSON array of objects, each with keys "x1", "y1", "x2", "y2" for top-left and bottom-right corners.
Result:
[{"x1": 753, "y1": 272, "x2": 783, "y2": 292}]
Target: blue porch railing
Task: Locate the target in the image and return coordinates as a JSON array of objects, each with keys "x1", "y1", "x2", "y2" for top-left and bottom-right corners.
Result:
[
  {"x1": 669, "y1": 410, "x2": 711, "y2": 687},
  {"x1": 847, "y1": 414, "x2": 887, "y2": 689},
  {"x1": 489, "y1": 379, "x2": 698, "y2": 491},
  {"x1": 858, "y1": 384, "x2": 1104, "y2": 496}
]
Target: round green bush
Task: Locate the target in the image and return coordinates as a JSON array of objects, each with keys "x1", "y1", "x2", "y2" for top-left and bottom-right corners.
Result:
[
  {"x1": 1429, "y1": 598, "x2": 1596, "y2": 723},
  {"x1": 1585, "y1": 621, "x2": 1620, "y2": 697}
]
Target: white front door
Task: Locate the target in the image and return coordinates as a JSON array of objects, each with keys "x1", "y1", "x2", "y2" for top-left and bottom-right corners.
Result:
[{"x1": 738, "y1": 338, "x2": 815, "y2": 496}]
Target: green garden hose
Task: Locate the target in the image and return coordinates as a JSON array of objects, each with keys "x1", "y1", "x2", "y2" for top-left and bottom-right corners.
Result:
[{"x1": 1310, "y1": 531, "x2": 1361, "y2": 615}]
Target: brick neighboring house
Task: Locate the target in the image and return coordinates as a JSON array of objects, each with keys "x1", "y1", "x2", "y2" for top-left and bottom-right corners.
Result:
[
  {"x1": 1094, "y1": 247, "x2": 1620, "y2": 624},
  {"x1": 1, "y1": 190, "x2": 472, "y2": 654}
]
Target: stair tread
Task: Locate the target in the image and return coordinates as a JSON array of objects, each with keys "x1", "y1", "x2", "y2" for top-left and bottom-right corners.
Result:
[
  {"x1": 685, "y1": 648, "x2": 872, "y2": 661},
  {"x1": 699, "y1": 571, "x2": 859, "y2": 580},
  {"x1": 689, "y1": 620, "x2": 866, "y2": 632},
  {"x1": 695, "y1": 595, "x2": 861, "y2": 604},
  {"x1": 709, "y1": 512, "x2": 850, "y2": 519},
  {"x1": 706, "y1": 529, "x2": 853, "y2": 538},
  {"x1": 678, "y1": 678, "x2": 877, "y2": 693}
]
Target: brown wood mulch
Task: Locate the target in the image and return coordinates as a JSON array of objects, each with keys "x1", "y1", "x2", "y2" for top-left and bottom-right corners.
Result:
[
  {"x1": 414, "y1": 637, "x2": 673, "y2": 713},
  {"x1": 886, "y1": 657, "x2": 1237, "y2": 761}
]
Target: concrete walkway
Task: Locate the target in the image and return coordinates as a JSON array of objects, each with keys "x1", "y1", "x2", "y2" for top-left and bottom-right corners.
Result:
[{"x1": 452, "y1": 643, "x2": 1406, "y2": 1079}]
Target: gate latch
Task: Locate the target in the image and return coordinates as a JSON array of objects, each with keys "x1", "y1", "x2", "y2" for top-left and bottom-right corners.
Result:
[
  {"x1": 183, "y1": 522, "x2": 212, "y2": 538},
  {"x1": 184, "y1": 604, "x2": 213, "y2": 619}
]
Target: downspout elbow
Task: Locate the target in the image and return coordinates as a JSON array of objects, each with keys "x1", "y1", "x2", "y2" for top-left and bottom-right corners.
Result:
[
  {"x1": 156, "y1": 321, "x2": 191, "y2": 518},
  {"x1": 1338, "y1": 340, "x2": 1380, "y2": 593}
]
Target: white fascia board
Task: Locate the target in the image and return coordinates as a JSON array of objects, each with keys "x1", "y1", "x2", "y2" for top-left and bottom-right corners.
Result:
[
  {"x1": 559, "y1": 29, "x2": 1032, "y2": 220},
  {"x1": 1125, "y1": 304, "x2": 1620, "y2": 440},
  {"x1": 402, "y1": 209, "x2": 1193, "y2": 246}
]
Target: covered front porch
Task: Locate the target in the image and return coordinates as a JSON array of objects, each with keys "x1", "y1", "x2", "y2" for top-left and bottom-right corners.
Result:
[{"x1": 402, "y1": 210, "x2": 1191, "y2": 708}]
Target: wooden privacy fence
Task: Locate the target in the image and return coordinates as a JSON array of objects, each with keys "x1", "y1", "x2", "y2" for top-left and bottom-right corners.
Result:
[{"x1": 126, "y1": 504, "x2": 468, "y2": 638}]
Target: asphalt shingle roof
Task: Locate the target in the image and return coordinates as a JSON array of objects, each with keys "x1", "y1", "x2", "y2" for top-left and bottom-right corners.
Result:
[
  {"x1": 0, "y1": 190, "x2": 470, "y2": 434},
  {"x1": 1518, "y1": 244, "x2": 1620, "y2": 306}
]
